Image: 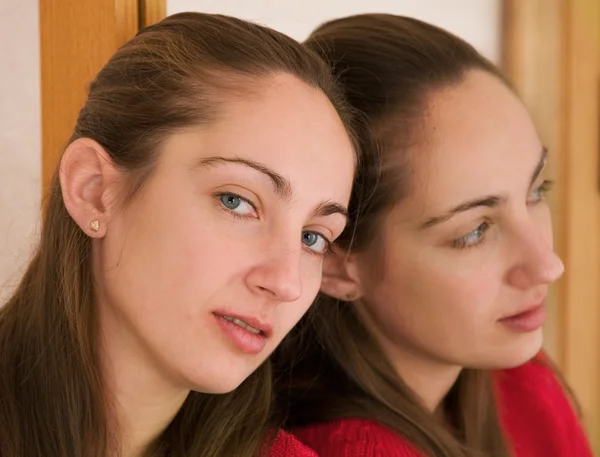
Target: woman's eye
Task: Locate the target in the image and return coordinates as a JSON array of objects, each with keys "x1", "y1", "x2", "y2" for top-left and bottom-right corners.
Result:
[
  {"x1": 216, "y1": 193, "x2": 331, "y2": 255},
  {"x1": 528, "y1": 179, "x2": 554, "y2": 203},
  {"x1": 302, "y1": 231, "x2": 331, "y2": 255},
  {"x1": 453, "y1": 222, "x2": 490, "y2": 249},
  {"x1": 217, "y1": 193, "x2": 256, "y2": 217}
]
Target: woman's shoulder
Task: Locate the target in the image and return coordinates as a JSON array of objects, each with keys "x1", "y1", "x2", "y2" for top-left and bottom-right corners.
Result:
[
  {"x1": 268, "y1": 429, "x2": 320, "y2": 457},
  {"x1": 494, "y1": 352, "x2": 560, "y2": 388},
  {"x1": 291, "y1": 418, "x2": 421, "y2": 457},
  {"x1": 493, "y1": 352, "x2": 577, "y2": 412},
  {"x1": 493, "y1": 352, "x2": 593, "y2": 456}
]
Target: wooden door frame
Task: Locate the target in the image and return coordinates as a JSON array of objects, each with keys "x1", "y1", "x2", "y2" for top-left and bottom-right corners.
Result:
[
  {"x1": 503, "y1": 0, "x2": 600, "y2": 450},
  {"x1": 140, "y1": 0, "x2": 167, "y2": 28},
  {"x1": 39, "y1": 0, "x2": 166, "y2": 195}
]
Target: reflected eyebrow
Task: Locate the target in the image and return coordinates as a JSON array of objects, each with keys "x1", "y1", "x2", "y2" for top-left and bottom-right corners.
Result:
[
  {"x1": 193, "y1": 156, "x2": 293, "y2": 201},
  {"x1": 529, "y1": 146, "x2": 548, "y2": 188},
  {"x1": 420, "y1": 146, "x2": 548, "y2": 229},
  {"x1": 420, "y1": 195, "x2": 505, "y2": 229}
]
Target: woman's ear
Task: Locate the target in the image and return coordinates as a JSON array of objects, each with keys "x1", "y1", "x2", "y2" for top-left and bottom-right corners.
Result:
[
  {"x1": 320, "y1": 244, "x2": 364, "y2": 302},
  {"x1": 59, "y1": 138, "x2": 121, "y2": 238}
]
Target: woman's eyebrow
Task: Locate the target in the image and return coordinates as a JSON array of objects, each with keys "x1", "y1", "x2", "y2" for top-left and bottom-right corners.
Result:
[
  {"x1": 420, "y1": 146, "x2": 548, "y2": 229},
  {"x1": 193, "y1": 155, "x2": 293, "y2": 202}
]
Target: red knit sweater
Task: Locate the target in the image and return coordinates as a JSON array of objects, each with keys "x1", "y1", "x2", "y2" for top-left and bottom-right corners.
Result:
[
  {"x1": 268, "y1": 429, "x2": 319, "y2": 456},
  {"x1": 291, "y1": 358, "x2": 593, "y2": 456}
]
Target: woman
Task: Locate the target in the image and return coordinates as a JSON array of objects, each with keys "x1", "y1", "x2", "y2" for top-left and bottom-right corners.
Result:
[
  {"x1": 274, "y1": 14, "x2": 593, "y2": 457},
  {"x1": 0, "y1": 12, "x2": 361, "y2": 457}
]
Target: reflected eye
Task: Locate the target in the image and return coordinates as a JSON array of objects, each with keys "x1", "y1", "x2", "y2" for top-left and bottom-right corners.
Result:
[
  {"x1": 217, "y1": 193, "x2": 257, "y2": 218},
  {"x1": 302, "y1": 231, "x2": 330, "y2": 255},
  {"x1": 453, "y1": 222, "x2": 490, "y2": 249},
  {"x1": 528, "y1": 179, "x2": 554, "y2": 203}
]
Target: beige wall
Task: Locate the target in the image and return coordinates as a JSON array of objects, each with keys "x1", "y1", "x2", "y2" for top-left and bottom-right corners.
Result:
[
  {"x1": 0, "y1": 0, "x2": 41, "y2": 297},
  {"x1": 167, "y1": 0, "x2": 502, "y2": 63}
]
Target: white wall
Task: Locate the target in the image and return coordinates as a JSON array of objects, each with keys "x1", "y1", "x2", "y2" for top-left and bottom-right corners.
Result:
[
  {"x1": 0, "y1": 0, "x2": 41, "y2": 297},
  {"x1": 167, "y1": 0, "x2": 502, "y2": 63}
]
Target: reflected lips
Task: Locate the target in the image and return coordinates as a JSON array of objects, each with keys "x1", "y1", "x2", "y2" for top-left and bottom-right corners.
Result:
[{"x1": 499, "y1": 303, "x2": 546, "y2": 332}]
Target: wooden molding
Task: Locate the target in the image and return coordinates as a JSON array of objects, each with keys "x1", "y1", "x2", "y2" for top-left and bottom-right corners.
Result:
[
  {"x1": 39, "y1": 0, "x2": 138, "y2": 195},
  {"x1": 562, "y1": 0, "x2": 600, "y2": 448},
  {"x1": 139, "y1": 0, "x2": 167, "y2": 29}
]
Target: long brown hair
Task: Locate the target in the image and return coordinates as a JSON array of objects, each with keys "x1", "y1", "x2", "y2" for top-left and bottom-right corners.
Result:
[
  {"x1": 0, "y1": 12, "x2": 359, "y2": 457},
  {"x1": 274, "y1": 14, "x2": 518, "y2": 457}
]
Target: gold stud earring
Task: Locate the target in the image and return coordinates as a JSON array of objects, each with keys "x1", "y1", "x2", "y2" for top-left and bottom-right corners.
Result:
[{"x1": 90, "y1": 220, "x2": 100, "y2": 232}]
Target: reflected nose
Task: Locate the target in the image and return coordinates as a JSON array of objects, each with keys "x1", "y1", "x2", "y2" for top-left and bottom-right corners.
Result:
[
  {"x1": 507, "y1": 224, "x2": 564, "y2": 290},
  {"x1": 246, "y1": 243, "x2": 303, "y2": 303}
]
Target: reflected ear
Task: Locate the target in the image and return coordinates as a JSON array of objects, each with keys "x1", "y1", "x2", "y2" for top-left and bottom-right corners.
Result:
[
  {"x1": 60, "y1": 138, "x2": 121, "y2": 238},
  {"x1": 321, "y1": 244, "x2": 364, "y2": 302}
]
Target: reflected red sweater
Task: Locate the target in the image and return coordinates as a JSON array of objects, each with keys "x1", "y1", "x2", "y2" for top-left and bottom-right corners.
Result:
[
  {"x1": 269, "y1": 429, "x2": 319, "y2": 456},
  {"x1": 291, "y1": 359, "x2": 593, "y2": 457}
]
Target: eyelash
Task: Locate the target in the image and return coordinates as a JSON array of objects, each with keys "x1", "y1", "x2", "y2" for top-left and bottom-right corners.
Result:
[
  {"x1": 452, "y1": 180, "x2": 554, "y2": 250},
  {"x1": 214, "y1": 192, "x2": 332, "y2": 256},
  {"x1": 303, "y1": 232, "x2": 333, "y2": 257},
  {"x1": 528, "y1": 179, "x2": 554, "y2": 203},
  {"x1": 453, "y1": 221, "x2": 491, "y2": 249},
  {"x1": 214, "y1": 192, "x2": 258, "y2": 220}
]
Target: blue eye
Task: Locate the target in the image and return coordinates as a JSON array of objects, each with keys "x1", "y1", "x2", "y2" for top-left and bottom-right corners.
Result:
[
  {"x1": 303, "y1": 232, "x2": 319, "y2": 246},
  {"x1": 217, "y1": 193, "x2": 256, "y2": 217},
  {"x1": 302, "y1": 231, "x2": 330, "y2": 255},
  {"x1": 453, "y1": 222, "x2": 490, "y2": 249},
  {"x1": 220, "y1": 194, "x2": 241, "y2": 209}
]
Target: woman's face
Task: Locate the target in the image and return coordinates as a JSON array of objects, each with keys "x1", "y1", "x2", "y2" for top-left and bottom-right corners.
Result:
[
  {"x1": 338, "y1": 70, "x2": 563, "y2": 375},
  {"x1": 95, "y1": 74, "x2": 355, "y2": 393}
]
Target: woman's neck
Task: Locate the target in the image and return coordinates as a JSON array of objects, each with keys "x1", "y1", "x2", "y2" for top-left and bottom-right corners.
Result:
[
  {"x1": 396, "y1": 351, "x2": 461, "y2": 413},
  {"x1": 110, "y1": 369, "x2": 189, "y2": 457},
  {"x1": 355, "y1": 301, "x2": 462, "y2": 414},
  {"x1": 370, "y1": 332, "x2": 462, "y2": 413},
  {"x1": 99, "y1": 305, "x2": 189, "y2": 457}
]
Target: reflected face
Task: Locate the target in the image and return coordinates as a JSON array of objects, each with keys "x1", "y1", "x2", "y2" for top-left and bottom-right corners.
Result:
[
  {"x1": 96, "y1": 73, "x2": 356, "y2": 393},
  {"x1": 353, "y1": 70, "x2": 564, "y2": 371}
]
